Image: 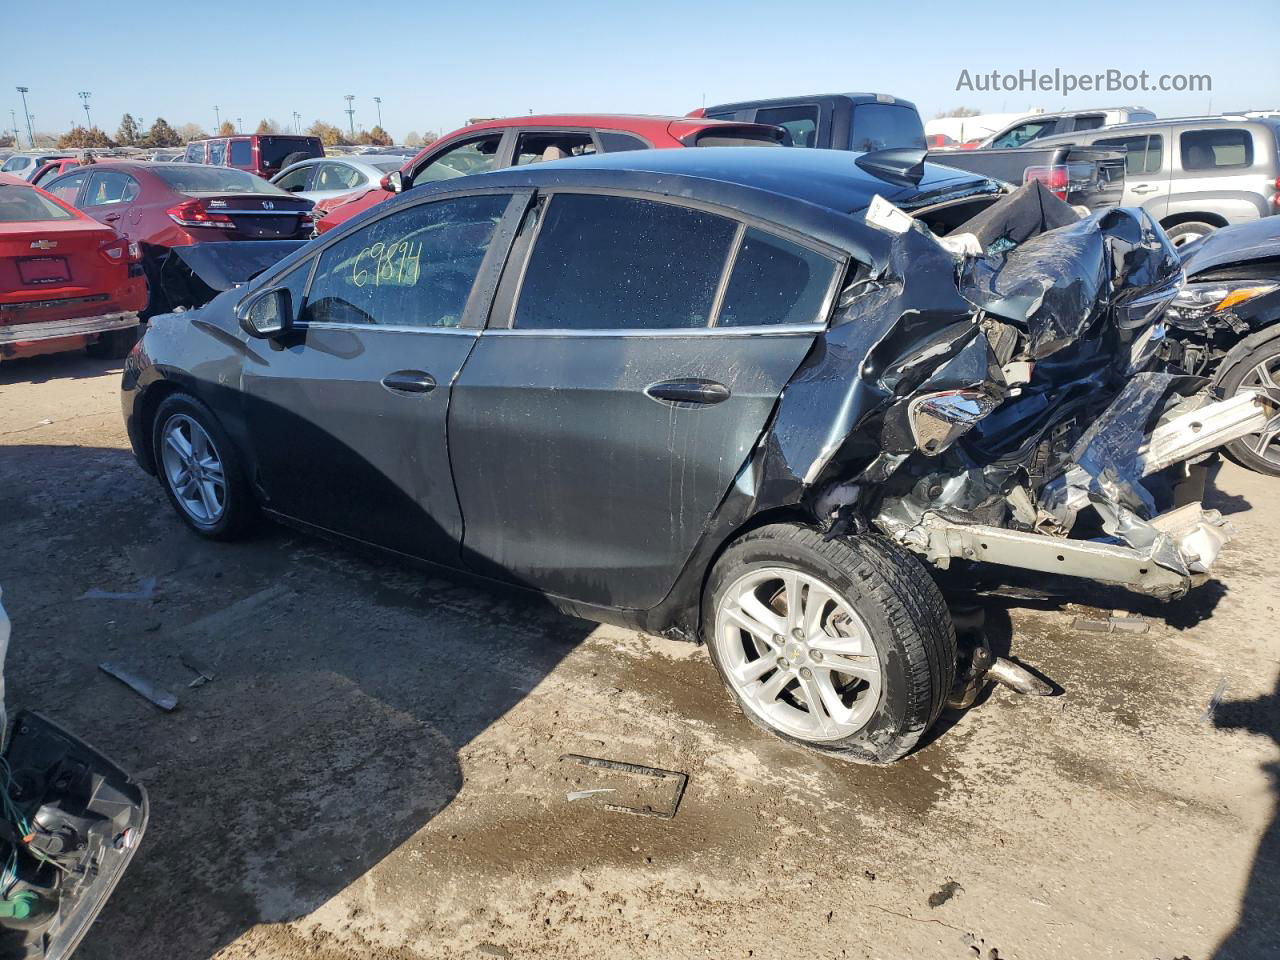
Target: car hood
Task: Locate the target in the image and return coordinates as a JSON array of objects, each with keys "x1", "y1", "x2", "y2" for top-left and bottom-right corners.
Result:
[{"x1": 1179, "y1": 216, "x2": 1280, "y2": 278}]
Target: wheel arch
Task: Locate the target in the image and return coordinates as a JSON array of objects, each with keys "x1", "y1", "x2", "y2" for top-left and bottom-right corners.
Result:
[{"x1": 1161, "y1": 211, "x2": 1230, "y2": 230}]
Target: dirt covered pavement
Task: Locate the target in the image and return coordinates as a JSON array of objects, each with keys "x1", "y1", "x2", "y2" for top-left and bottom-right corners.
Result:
[{"x1": 1, "y1": 352, "x2": 1277, "y2": 960}]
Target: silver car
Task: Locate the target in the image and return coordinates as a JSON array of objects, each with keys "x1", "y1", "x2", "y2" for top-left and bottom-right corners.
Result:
[
  {"x1": 1034, "y1": 116, "x2": 1280, "y2": 246},
  {"x1": 270, "y1": 155, "x2": 406, "y2": 204}
]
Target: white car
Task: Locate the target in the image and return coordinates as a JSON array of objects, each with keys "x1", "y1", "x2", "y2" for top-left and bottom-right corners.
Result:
[{"x1": 270, "y1": 155, "x2": 406, "y2": 204}]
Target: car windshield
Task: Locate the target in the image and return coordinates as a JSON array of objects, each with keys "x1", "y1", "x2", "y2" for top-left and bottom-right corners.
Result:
[
  {"x1": 257, "y1": 137, "x2": 323, "y2": 169},
  {"x1": 0, "y1": 185, "x2": 75, "y2": 222},
  {"x1": 151, "y1": 166, "x2": 289, "y2": 196}
]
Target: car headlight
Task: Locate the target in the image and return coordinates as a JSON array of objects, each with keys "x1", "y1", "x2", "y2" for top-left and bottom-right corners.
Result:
[{"x1": 1165, "y1": 280, "x2": 1280, "y2": 330}]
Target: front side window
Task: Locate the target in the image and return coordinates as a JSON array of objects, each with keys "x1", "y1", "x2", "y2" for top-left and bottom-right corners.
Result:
[
  {"x1": 44, "y1": 171, "x2": 88, "y2": 205},
  {"x1": 274, "y1": 165, "x2": 312, "y2": 192},
  {"x1": 754, "y1": 106, "x2": 819, "y2": 148},
  {"x1": 717, "y1": 229, "x2": 839, "y2": 328},
  {"x1": 229, "y1": 140, "x2": 252, "y2": 166},
  {"x1": 85, "y1": 171, "x2": 140, "y2": 206},
  {"x1": 1096, "y1": 134, "x2": 1164, "y2": 176},
  {"x1": 1180, "y1": 128, "x2": 1253, "y2": 170},
  {"x1": 302, "y1": 193, "x2": 509, "y2": 328},
  {"x1": 513, "y1": 194, "x2": 737, "y2": 331},
  {"x1": 183, "y1": 142, "x2": 205, "y2": 163},
  {"x1": 413, "y1": 135, "x2": 503, "y2": 184},
  {"x1": 515, "y1": 132, "x2": 596, "y2": 165}
]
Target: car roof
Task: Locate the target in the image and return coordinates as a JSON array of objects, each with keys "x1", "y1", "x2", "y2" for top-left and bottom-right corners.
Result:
[
  {"x1": 403, "y1": 146, "x2": 996, "y2": 265},
  {"x1": 702, "y1": 92, "x2": 916, "y2": 112},
  {"x1": 1036, "y1": 116, "x2": 1277, "y2": 140},
  {"x1": 456, "y1": 113, "x2": 776, "y2": 136}
]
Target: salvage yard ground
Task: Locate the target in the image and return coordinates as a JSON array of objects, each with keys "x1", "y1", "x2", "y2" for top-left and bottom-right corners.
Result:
[{"x1": 1, "y1": 352, "x2": 1278, "y2": 960}]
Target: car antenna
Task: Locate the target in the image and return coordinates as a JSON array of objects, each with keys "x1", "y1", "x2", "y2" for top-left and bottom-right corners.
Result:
[{"x1": 855, "y1": 147, "x2": 927, "y2": 185}]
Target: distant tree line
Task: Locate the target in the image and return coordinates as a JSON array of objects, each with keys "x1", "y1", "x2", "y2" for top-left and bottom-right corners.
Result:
[{"x1": 26, "y1": 113, "x2": 431, "y2": 150}]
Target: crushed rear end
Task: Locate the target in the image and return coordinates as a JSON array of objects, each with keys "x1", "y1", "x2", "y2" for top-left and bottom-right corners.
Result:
[{"x1": 785, "y1": 182, "x2": 1268, "y2": 599}]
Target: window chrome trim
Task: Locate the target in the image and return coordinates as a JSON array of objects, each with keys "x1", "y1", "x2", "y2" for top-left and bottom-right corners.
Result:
[
  {"x1": 480, "y1": 322, "x2": 824, "y2": 338},
  {"x1": 301, "y1": 322, "x2": 480, "y2": 335}
]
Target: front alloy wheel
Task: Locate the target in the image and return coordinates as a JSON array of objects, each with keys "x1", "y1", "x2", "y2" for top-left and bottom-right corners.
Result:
[{"x1": 160, "y1": 414, "x2": 227, "y2": 526}]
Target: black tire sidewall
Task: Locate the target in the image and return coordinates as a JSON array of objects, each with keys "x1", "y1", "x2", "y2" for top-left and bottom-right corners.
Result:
[
  {"x1": 1165, "y1": 221, "x2": 1216, "y2": 246},
  {"x1": 703, "y1": 527, "x2": 947, "y2": 763},
  {"x1": 151, "y1": 393, "x2": 253, "y2": 539}
]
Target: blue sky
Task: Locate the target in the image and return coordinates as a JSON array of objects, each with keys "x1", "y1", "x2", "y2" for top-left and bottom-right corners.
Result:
[{"x1": 5, "y1": 0, "x2": 1278, "y2": 141}]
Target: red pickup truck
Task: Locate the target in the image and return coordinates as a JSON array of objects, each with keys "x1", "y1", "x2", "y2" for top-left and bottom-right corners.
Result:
[{"x1": 0, "y1": 173, "x2": 147, "y2": 361}]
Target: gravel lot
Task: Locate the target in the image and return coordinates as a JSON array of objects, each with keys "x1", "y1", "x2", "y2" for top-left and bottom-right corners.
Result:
[{"x1": 1, "y1": 351, "x2": 1277, "y2": 960}]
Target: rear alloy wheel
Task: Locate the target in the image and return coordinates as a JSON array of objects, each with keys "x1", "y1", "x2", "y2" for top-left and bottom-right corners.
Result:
[
  {"x1": 1218, "y1": 336, "x2": 1280, "y2": 476},
  {"x1": 704, "y1": 525, "x2": 955, "y2": 764},
  {"x1": 152, "y1": 393, "x2": 256, "y2": 539}
]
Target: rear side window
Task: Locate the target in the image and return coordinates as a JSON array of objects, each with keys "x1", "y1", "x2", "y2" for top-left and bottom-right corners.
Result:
[
  {"x1": 1072, "y1": 114, "x2": 1106, "y2": 132},
  {"x1": 0, "y1": 185, "x2": 75, "y2": 222},
  {"x1": 85, "y1": 171, "x2": 140, "y2": 206},
  {"x1": 1096, "y1": 134, "x2": 1164, "y2": 175},
  {"x1": 229, "y1": 140, "x2": 252, "y2": 166},
  {"x1": 717, "y1": 229, "x2": 839, "y2": 328},
  {"x1": 303, "y1": 193, "x2": 509, "y2": 328},
  {"x1": 597, "y1": 131, "x2": 649, "y2": 152},
  {"x1": 514, "y1": 194, "x2": 737, "y2": 331},
  {"x1": 209, "y1": 140, "x2": 227, "y2": 165},
  {"x1": 849, "y1": 103, "x2": 926, "y2": 152},
  {"x1": 1180, "y1": 129, "x2": 1253, "y2": 170},
  {"x1": 754, "y1": 106, "x2": 819, "y2": 148},
  {"x1": 515, "y1": 132, "x2": 596, "y2": 165}
]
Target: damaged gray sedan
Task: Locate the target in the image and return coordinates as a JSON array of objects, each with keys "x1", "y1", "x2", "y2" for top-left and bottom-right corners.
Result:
[{"x1": 121, "y1": 147, "x2": 1269, "y2": 763}]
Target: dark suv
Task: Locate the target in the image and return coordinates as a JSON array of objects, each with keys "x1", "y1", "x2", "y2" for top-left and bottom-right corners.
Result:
[{"x1": 181, "y1": 135, "x2": 324, "y2": 180}]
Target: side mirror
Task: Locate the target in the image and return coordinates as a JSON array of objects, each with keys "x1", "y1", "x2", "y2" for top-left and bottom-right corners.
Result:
[
  {"x1": 382, "y1": 170, "x2": 404, "y2": 193},
  {"x1": 237, "y1": 287, "x2": 292, "y2": 339}
]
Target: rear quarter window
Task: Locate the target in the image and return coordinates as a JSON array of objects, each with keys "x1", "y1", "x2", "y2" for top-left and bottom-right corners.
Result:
[
  {"x1": 229, "y1": 140, "x2": 252, "y2": 166},
  {"x1": 1180, "y1": 128, "x2": 1254, "y2": 170}
]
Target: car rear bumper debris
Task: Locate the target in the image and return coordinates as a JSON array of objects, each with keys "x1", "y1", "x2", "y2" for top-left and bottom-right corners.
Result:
[{"x1": 0, "y1": 311, "x2": 139, "y2": 346}]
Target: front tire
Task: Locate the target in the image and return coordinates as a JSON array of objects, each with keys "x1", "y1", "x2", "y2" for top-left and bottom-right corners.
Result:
[
  {"x1": 1164, "y1": 220, "x2": 1216, "y2": 248},
  {"x1": 152, "y1": 393, "x2": 256, "y2": 539},
  {"x1": 704, "y1": 524, "x2": 956, "y2": 764},
  {"x1": 1217, "y1": 334, "x2": 1280, "y2": 476}
]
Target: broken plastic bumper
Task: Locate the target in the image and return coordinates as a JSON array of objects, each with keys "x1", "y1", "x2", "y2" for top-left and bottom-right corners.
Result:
[{"x1": 0, "y1": 311, "x2": 139, "y2": 346}]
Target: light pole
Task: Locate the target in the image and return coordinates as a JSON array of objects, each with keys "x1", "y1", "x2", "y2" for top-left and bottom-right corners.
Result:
[
  {"x1": 214, "y1": 105, "x2": 221, "y2": 131},
  {"x1": 8, "y1": 110, "x2": 17, "y2": 147},
  {"x1": 344, "y1": 95, "x2": 355, "y2": 138},
  {"x1": 236, "y1": 117, "x2": 243, "y2": 133},
  {"x1": 15, "y1": 86, "x2": 33, "y2": 147},
  {"x1": 373, "y1": 96, "x2": 383, "y2": 130},
  {"x1": 78, "y1": 91, "x2": 92, "y2": 130},
  {"x1": 292, "y1": 111, "x2": 301, "y2": 134}
]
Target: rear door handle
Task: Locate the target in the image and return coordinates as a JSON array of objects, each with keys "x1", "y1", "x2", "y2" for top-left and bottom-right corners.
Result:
[
  {"x1": 644, "y1": 378, "x2": 731, "y2": 406},
  {"x1": 381, "y1": 370, "x2": 436, "y2": 394},
  {"x1": 103, "y1": 213, "x2": 122, "y2": 221},
  {"x1": 1131, "y1": 184, "x2": 1158, "y2": 194}
]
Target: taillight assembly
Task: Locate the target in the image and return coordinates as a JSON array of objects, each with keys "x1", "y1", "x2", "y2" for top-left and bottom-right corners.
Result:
[
  {"x1": 167, "y1": 199, "x2": 235, "y2": 228},
  {"x1": 98, "y1": 237, "x2": 129, "y2": 263},
  {"x1": 1273, "y1": 176, "x2": 1280, "y2": 207},
  {"x1": 1023, "y1": 164, "x2": 1070, "y2": 201}
]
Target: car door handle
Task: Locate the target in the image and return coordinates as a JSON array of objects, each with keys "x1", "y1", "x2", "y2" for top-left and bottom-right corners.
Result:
[
  {"x1": 644, "y1": 378, "x2": 731, "y2": 406},
  {"x1": 1131, "y1": 184, "x2": 1158, "y2": 194},
  {"x1": 381, "y1": 370, "x2": 436, "y2": 394},
  {"x1": 103, "y1": 212, "x2": 122, "y2": 221}
]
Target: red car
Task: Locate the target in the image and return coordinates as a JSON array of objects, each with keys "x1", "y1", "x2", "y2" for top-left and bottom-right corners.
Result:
[
  {"x1": 30, "y1": 157, "x2": 81, "y2": 187},
  {"x1": 181, "y1": 134, "x2": 325, "y2": 179},
  {"x1": 0, "y1": 173, "x2": 147, "y2": 361},
  {"x1": 313, "y1": 113, "x2": 783, "y2": 234},
  {"x1": 41, "y1": 162, "x2": 313, "y2": 316}
]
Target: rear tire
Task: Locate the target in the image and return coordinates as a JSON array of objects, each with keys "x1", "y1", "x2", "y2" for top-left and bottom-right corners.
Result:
[
  {"x1": 152, "y1": 393, "x2": 257, "y2": 540},
  {"x1": 1164, "y1": 221, "x2": 1216, "y2": 248},
  {"x1": 1217, "y1": 333, "x2": 1280, "y2": 476},
  {"x1": 703, "y1": 524, "x2": 956, "y2": 764},
  {"x1": 85, "y1": 325, "x2": 139, "y2": 360},
  {"x1": 278, "y1": 152, "x2": 311, "y2": 171}
]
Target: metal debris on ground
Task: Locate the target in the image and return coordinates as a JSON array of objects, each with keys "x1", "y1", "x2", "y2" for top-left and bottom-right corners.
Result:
[
  {"x1": 1072, "y1": 616, "x2": 1151, "y2": 634},
  {"x1": 1200, "y1": 676, "x2": 1230, "y2": 724},
  {"x1": 180, "y1": 653, "x2": 216, "y2": 688},
  {"x1": 560, "y1": 754, "x2": 688, "y2": 819},
  {"x1": 79, "y1": 577, "x2": 158, "y2": 601},
  {"x1": 99, "y1": 661, "x2": 178, "y2": 711}
]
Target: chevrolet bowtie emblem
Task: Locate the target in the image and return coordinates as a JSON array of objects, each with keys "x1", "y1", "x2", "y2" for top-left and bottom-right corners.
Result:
[{"x1": 30, "y1": 239, "x2": 57, "y2": 250}]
